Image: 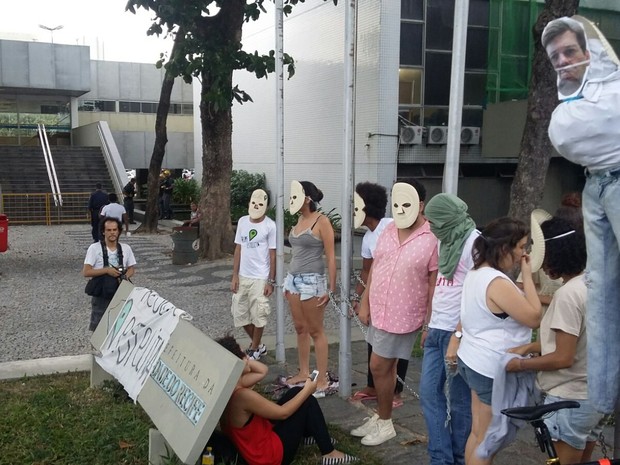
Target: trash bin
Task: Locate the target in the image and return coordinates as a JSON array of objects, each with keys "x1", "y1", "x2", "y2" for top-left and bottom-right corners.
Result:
[
  {"x1": 0, "y1": 214, "x2": 7, "y2": 253},
  {"x1": 171, "y1": 226, "x2": 198, "y2": 265}
]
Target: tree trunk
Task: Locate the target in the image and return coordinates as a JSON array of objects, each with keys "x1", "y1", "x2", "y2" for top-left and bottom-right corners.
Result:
[
  {"x1": 134, "y1": 30, "x2": 185, "y2": 233},
  {"x1": 197, "y1": 1, "x2": 245, "y2": 259},
  {"x1": 508, "y1": 0, "x2": 580, "y2": 222}
]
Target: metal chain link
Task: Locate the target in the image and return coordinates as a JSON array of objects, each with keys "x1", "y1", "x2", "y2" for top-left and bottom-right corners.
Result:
[
  {"x1": 599, "y1": 429, "x2": 608, "y2": 459},
  {"x1": 326, "y1": 278, "x2": 421, "y2": 400}
]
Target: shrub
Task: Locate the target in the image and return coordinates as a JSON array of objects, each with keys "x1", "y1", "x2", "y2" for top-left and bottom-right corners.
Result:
[
  {"x1": 172, "y1": 178, "x2": 201, "y2": 205},
  {"x1": 230, "y1": 170, "x2": 268, "y2": 222}
]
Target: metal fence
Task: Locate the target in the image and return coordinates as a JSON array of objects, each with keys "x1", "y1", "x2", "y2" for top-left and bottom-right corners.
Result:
[{"x1": 0, "y1": 192, "x2": 90, "y2": 225}]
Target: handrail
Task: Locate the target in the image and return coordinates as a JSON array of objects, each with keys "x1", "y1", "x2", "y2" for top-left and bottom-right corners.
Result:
[
  {"x1": 96, "y1": 122, "x2": 125, "y2": 196},
  {"x1": 38, "y1": 124, "x2": 60, "y2": 207},
  {"x1": 43, "y1": 124, "x2": 63, "y2": 207}
]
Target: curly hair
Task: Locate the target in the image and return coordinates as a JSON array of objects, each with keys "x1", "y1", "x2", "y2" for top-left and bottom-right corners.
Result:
[
  {"x1": 541, "y1": 217, "x2": 586, "y2": 278},
  {"x1": 355, "y1": 182, "x2": 388, "y2": 220},
  {"x1": 300, "y1": 181, "x2": 324, "y2": 212},
  {"x1": 473, "y1": 217, "x2": 529, "y2": 270},
  {"x1": 215, "y1": 334, "x2": 246, "y2": 360}
]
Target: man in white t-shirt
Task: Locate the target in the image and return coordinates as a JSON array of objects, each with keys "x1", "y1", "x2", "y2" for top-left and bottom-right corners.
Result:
[
  {"x1": 83, "y1": 217, "x2": 136, "y2": 331},
  {"x1": 100, "y1": 193, "x2": 129, "y2": 235},
  {"x1": 230, "y1": 189, "x2": 276, "y2": 360}
]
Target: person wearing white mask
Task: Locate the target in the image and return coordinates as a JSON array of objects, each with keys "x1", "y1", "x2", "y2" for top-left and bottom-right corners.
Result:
[
  {"x1": 283, "y1": 181, "x2": 336, "y2": 398},
  {"x1": 352, "y1": 180, "x2": 438, "y2": 446},
  {"x1": 231, "y1": 189, "x2": 277, "y2": 361}
]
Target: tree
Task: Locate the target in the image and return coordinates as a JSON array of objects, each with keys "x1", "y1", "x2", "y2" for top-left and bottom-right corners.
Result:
[
  {"x1": 508, "y1": 0, "x2": 580, "y2": 221},
  {"x1": 127, "y1": 0, "x2": 335, "y2": 259}
]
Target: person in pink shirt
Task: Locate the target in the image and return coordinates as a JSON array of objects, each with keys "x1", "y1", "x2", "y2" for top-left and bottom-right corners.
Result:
[{"x1": 353, "y1": 179, "x2": 438, "y2": 446}]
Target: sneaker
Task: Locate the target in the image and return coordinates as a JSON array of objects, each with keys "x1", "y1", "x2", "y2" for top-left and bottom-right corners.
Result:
[
  {"x1": 321, "y1": 453, "x2": 359, "y2": 464},
  {"x1": 350, "y1": 413, "x2": 379, "y2": 438},
  {"x1": 257, "y1": 344, "x2": 267, "y2": 356},
  {"x1": 360, "y1": 418, "x2": 396, "y2": 446},
  {"x1": 245, "y1": 348, "x2": 259, "y2": 360}
]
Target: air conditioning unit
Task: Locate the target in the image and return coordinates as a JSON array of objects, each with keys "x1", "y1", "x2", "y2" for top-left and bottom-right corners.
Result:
[
  {"x1": 427, "y1": 126, "x2": 448, "y2": 145},
  {"x1": 399, "y1": 126, "x2": 423, "y2": 145},
  {"x1": 461, "y1": 126, "x2": 481, "y2": 145}
]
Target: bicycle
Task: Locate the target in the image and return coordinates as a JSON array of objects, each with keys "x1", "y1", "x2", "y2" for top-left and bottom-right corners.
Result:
[{"x1": 502, "y1": 401, "x2": 619, "y2": 465}]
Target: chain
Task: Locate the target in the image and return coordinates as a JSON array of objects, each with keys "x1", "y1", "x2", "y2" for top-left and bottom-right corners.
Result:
[
  {"x1": 599, "y1": 429, "x2": 608, "y2": 459},
  {"x1": 326, "y1": 278, "x2": 421, "y2": 400}
]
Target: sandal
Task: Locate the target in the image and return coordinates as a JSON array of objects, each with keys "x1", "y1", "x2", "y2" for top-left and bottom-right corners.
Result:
[
  {"x1": 321, "y1": 453, "x2": 359, "y2": 464},
  {"x1": 350, "y1": 391, "x2": 377, "y2": 402}
]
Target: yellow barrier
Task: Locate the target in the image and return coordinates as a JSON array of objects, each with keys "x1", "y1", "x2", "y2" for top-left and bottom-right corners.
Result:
[{"x1": 0, "y1": 192, "x2": 91, "y2": 225}]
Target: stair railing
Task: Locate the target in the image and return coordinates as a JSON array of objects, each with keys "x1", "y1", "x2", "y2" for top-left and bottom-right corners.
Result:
[{"x1": 37, "y1": 124, "x2": 63, "y2": 207}]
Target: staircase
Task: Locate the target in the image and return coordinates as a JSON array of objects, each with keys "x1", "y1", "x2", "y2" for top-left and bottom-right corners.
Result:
[{"x1": 0, "y1": 146, "x2": 115, "y2": 224}]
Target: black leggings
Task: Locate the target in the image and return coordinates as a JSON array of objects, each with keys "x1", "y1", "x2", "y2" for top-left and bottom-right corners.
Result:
[
  {"x1": 367, "y1": 342, "x2": 410, "y2": 394},
  {"x1": 272, "y1": 387, "x2": 334, "y2": 465}
]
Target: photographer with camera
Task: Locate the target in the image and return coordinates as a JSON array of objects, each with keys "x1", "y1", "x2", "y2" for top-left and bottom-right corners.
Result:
[{"x1": 83, "y1": 217, "x2": 136, "y2": 331}]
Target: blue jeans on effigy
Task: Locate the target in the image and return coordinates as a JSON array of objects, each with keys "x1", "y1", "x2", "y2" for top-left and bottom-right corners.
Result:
[
  {"x1": 583, "y1": 165, "x2": 620, "y2": 413},
  {"x1": 420, "y1": 328, "x2": 471, "y2": 465}
]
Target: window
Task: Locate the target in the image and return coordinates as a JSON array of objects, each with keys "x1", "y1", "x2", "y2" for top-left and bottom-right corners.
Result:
[
  {"x1": 400, "y1": 23, "x2": 424, "y2": 66},
  {"x1": 465, "y1": 27, "x2": 489, "y2": 70},
  {"x1": 399, "y1": 68, "x2": 423, "y2": 105},
  {"x1": 78, "y1": 100, "x2": 116, "y2": 112},
  {"x1": 426, "y1": 0, "x2": 454, "y2": 51},
  {"x1": 182, "y1": 104, "x2": 194, "y2": 115},
  {"x1": 468, "y1": 0, "x2": 490, "y2": 27},
  {"x1": 401, "y1": 0, "x2": 423, "y2": 21},
  {"x1": 399, "y1": 108, "x2": 422, "y2": 126},
  {"x1": 424, "y1": 52, "x2": 452, "y2": 106},
  {"x1": 119, "y1": 101, "x2": 141, "y2": 113},
  {"x1": 463, "y1": 73, "x2": 487, "y2": 106},
  {"x1": 141, "y1": 102, "x2": 158, "y2": 114}
]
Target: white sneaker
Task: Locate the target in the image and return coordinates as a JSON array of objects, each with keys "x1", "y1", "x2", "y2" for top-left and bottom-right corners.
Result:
[
  {"x1": 350, "y1": 413, "x2": 379, "y2": 437},
  {"x1": 360, "y1": 418, "x2": 396, "y2": 446},
  {"x1": 257, "y1": 344, "x2": 267, "y2": 356}
]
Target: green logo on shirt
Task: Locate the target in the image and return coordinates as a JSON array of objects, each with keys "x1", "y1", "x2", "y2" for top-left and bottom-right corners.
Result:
[{"x1": 249, "y1": 229, "x2": 258, "y2": 241}]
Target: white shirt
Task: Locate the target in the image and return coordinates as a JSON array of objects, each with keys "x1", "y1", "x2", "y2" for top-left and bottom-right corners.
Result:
[
  {"x1": 429, "y1": 229, "x2": 479, "y2": 332},
  {"x1": 100, "y1": 203, "x2": 126, "y2": 222},
  {"x1": 235, "y1": 215, "x2": 276, "y2": 280},
  {"x1": 84, "y1": 242, "x2": 136, "y2": 269},
  {"x1": 361, "y1": 218, "x2": 393, "y2": 259}
]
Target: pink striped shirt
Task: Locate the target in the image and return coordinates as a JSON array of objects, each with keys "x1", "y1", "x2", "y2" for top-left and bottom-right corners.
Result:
[{"x1": 369, "y1": 221, "x2": 438, "y2": 334}]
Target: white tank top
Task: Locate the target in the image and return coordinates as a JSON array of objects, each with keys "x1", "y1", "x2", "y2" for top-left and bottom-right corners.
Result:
[{"x1": 458, "y1": 266, "x2": 532, "y2": 379}]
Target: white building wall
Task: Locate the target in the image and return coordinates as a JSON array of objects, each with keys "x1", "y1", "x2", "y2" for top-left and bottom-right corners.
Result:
[{"x1": 232, "y1": 1, "x2": 400, "y2": 214}]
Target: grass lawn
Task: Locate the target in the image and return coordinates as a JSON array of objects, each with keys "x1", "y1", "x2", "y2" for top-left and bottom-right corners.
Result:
[{"x1": 0, "y1": 372, "x2": 383, "y2": 465}]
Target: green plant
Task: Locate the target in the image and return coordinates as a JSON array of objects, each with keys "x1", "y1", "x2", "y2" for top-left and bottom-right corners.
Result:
[
  {"x1": 173, "y1": 178, "x2": 201, "y2": 204},
  {"x1": 318, "y1": 207, "x2": 342, "y2": 231},
  {"x1": 230, "y1": 170, "x2": 267, "y2": 210},
  {"x1": 266, "y1": 206, "x2": 299, "y2": 234}
]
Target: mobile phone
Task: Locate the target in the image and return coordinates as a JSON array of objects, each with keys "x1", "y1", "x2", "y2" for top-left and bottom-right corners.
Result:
[{"x1": 309, "y1": 370, "x2": 319, "y2": 382}]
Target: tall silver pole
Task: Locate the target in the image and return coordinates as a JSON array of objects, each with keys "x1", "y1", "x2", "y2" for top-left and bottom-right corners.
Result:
[
  {"x1": 274, "y1": 0, "x2": 286, "y2": 362},
  {"x1": 338, "y1": 0, "x2": 356, "y2": 398},
  {"x1": 443, "y1": 0, "x2": 470, "y2": 195}
]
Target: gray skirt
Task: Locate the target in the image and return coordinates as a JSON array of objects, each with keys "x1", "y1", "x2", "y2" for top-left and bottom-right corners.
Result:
[{"x1": 367, "y1": 324, "x2": 418, "y2": 360}]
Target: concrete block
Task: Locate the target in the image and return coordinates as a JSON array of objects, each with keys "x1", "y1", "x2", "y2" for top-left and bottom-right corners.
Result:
[
  {"x1": 89, "y1": 355, "x2": 114, "y2": 388},
  {"x1": 149, "y1": 428, "x2": 174, "y2": 465}
]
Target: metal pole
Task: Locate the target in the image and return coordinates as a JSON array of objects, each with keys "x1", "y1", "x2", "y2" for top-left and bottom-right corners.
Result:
[
  {"x1": 274, "y1": 0, "x2": 286, "y2": 363},
  {"x1": 338, "y1": 0, "x2": 356, "y2": 398},
  {"x1": 443, "y1": 0, "x2": 470, "y2": 195}
]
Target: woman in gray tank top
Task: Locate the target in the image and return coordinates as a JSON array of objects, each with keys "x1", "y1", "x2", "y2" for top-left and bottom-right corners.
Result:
[{"x1": 283, "y1": 181, "x2": 336, "y2": 396}]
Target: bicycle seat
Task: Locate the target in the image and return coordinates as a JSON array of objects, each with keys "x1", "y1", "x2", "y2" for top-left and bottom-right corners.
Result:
[{"x1": 501, "y1": 401, "x2": 580, "y2": 421}]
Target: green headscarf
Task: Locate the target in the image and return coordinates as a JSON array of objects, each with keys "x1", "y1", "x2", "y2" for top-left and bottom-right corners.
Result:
[{"x1": 425, "y1": 193, "x2": 476, "y2": 280}]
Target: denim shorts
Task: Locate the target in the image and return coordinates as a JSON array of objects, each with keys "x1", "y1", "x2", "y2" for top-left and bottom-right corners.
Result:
[
  {"x1": 458, "y1": 357, "x2": 494, "y2": 405},
  {"x1": 283, "y1": 272, "x2": 327, "y2": 301},
  {"x1": 543, "y1": 394, "x2": 607, "y2": 450}
]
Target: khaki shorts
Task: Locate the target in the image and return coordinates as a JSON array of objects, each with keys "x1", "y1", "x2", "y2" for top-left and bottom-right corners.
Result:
[{"x1": 231, "y1": 276, "x2": 271, "y2": 328}]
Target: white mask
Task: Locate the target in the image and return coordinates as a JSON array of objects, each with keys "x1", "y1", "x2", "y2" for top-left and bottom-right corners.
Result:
[
  {"x1": 248, "y1": 189, "x2": 268, "y2": 219},
  {"x1": 289, "y1": 180, "x2": 305, "y2": 214},
  {"x1": 354, "y1": 192, "x2": 366, "y2": 229},
  {"x1": 391, "y1": 182, "x2": 420, "y2": 229}
]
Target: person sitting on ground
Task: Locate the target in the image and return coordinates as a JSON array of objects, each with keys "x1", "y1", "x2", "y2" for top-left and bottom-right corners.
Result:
[
  {"x1": 216, "y1": 335, "x2": 358, "y2": 465},
  {"x1": 182, "y1": 202, "x2": 202, "y2": 227},
  {"x1": 506, "y1": 217, "x2": 605, "y2": 465}
]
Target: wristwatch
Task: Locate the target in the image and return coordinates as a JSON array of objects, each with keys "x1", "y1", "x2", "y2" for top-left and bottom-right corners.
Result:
[{"x1": 454, "y1": 330, "x2": 463, "y2": 340}]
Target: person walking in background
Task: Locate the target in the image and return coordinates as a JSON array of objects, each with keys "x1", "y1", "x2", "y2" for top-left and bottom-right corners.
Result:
[
  {"x1": 159, "y1": 169, "x2": 174, "y2": 220},
  {"x1": 231, "y1": 189, "x2": 276, "y2": 361},
  {"x1": 352, "y1": 180, "x2": 438, "y2": 446},
  {"x1": 82, "y1": 217, "x2": 136, "y2": 331},
  {"x1": 420, "y1": 193, "x2": 478, "y2": 465},
  {"x1": 507, "y1": 217, "x2": 605, "y2": 465},
  {"x1": 283, "y1": 180, "x2": 336, "y2": 397},
  {"x1": 350, "y1": 182, "x2": 408, "y2": 408},
  {"x1": 455, "y1": 217, "x2": 541, "y2": 465},
  {"x1": 123, "y1": 177, "x2": 137, "y2": 224},
  {"x1": 217, "y1": 335, "x2": 358, "y2": 465},
  {"x1": 100, "y1": 193, "x2": 129, "y2": 236},
  {"x1": 87, "y1": 182, "x2": 108, "y2": 242}
]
